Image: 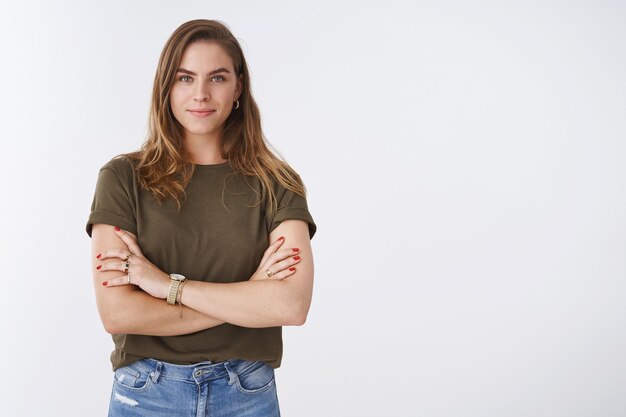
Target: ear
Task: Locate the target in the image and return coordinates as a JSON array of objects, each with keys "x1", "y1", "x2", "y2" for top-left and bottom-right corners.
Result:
[{"x1": 236, "y1": 74, "x2": 243, "y2": 100}]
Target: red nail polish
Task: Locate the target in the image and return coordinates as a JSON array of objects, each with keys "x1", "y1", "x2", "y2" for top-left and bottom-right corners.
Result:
[
  {"x1": 279, "y1": 236, "x2": 285, "y2": 241},
  {"x1": 96, "y1": 253, "x2": 101, "y2": 259},
  {"x1": 293, "y1": 248, "x2": 299, "y2": 252},
  {"x1": 289, "y1": 267, "x2": 296, "y2": 271},
  {"x1": 293, "y1": 256, "x2": 300, "y2": 260},
  {"x1": 96, "y1": 265, "x2": 102, "y2": 270},
  {"x1": 102, "y1": 281, "x2": 108, "y2": 286},
  {"x1": 114, "y1": 226, "x2": 120, "y2": 231}
]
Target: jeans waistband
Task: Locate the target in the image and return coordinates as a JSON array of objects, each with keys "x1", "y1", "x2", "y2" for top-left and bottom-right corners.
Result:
[{"x1": 129, "y1": 357, "x2": 251, "y2": 384}]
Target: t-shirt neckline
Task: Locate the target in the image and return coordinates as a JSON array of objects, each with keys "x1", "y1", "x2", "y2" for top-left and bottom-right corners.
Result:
[{"x1": 193, "y1": 161, "x2": 231, "y2": 169}]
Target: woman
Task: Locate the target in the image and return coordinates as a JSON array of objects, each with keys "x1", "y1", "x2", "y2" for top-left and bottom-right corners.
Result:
[{"x1": 86, "y1": 19, "x2": 316, "y2": 417}]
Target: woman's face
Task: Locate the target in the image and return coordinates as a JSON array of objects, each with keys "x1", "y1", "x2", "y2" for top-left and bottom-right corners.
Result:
[{"x1": 170, "y1": 41, "x2": 242, "y2": 143}]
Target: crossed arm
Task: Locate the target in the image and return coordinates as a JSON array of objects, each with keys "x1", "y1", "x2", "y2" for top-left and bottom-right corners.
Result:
[{"x1": 90, "y1": 220, "x2": 314, "y2": 336}]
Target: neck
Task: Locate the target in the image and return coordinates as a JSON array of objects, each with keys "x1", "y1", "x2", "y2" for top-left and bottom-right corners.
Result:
[{"x1": 183, "y1": 133, "x2": 227, "y2": 165}]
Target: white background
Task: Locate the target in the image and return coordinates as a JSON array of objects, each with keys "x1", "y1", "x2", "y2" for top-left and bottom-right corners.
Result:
[{"x1": 1, "y1": 1, "x2": 625, "y2": 416}]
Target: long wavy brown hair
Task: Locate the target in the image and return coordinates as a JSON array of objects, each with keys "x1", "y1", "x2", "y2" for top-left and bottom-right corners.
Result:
[{"x1": 118, "y1": 19, "x2": 307, "y2": 214}]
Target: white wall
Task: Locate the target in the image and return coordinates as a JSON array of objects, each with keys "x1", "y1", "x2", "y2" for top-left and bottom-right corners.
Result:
[{"x1": 1, "y1": 0, "x2": 625, "y2": 416}]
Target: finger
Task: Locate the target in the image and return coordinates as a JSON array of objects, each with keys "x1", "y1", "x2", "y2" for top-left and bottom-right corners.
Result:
[
  {"x1": 270, "y1": 254, "x2": 301, "y2": 274},
  {"x1": 259, "y1": 236, "x2": 285, "y2": 266},
  {"x1": 102, "y1": 274, "x2": 133, "y2": 287},
  {"x1": 263, "y1": 247, "x2": 300, "y2": 269},
  {"x1": 114, "y1": 227, "x2": 144, "y2": 257},
  {"x1": 268, "y1": 266, "x2": 297, "y2": 280},
  {"x1": 98, "y1": 248, "x2": 133, "y2": 261},
  {"x1": 97, "y1": 260, "x2": 129, "y2": 273}
]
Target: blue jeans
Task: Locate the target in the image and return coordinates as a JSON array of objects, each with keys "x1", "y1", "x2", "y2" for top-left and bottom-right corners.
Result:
[{"x1": 107, "y1": 358, "x2": 281, "y2": 417}]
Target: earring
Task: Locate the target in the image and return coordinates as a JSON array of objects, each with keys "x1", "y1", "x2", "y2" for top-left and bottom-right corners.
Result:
[{"x1": 234, "y1": 99, "x2": 240, "y2": 110}]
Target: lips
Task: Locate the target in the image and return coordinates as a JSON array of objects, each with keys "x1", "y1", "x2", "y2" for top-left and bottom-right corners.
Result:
[{"x1": 188, "y1": 109, "x2": 216, "y2": 118}]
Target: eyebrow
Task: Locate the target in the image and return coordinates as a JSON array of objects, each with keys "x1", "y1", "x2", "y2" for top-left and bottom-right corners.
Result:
[{"x1": 176, "y1": 67, "x2": 231, "y2": 76}]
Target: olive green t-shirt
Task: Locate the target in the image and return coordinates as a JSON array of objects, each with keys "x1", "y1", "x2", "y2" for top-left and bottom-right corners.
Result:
[{"x1": 86, "y1": 155, "x2": 316, "y2": 371}]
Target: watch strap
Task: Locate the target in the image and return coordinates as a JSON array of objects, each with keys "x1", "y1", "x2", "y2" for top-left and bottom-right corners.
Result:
[
  {"x1": 167, "y1": 276, "x2": 183, "y2": 305},
  {"x1": 167, "y1": 280, "x2": 180, "y2": 305}
]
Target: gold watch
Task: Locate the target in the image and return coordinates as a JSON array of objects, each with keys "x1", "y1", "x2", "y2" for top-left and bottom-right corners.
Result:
[{"x1": 167, "y1": 273, "x2": 186, "y2": 305}]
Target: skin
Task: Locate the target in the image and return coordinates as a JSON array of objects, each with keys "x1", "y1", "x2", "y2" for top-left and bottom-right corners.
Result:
[
  {"x1": 91, "y1": 41, "x2": 315, "y2": 333},
  {"x1": 169, "y1": 40, "x2": 242, "y2": 165}
]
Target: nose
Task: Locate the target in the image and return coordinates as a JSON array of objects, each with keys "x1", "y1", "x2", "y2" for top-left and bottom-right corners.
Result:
[{"x1": 193, "y1": 81, "x2": 211, "y2": 102}]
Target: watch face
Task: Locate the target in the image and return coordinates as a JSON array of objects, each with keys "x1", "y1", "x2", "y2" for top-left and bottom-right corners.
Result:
[{"x1": 170, "y1": 273, "x2": 186, "y2": 281}]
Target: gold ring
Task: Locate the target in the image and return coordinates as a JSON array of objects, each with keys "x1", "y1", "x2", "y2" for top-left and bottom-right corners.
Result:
[
  {"x1": 123, "y1": 262, "x2": 129, "y2": 274},
  {"x1": 127, "y1": 275, "x2": 131, "y2": 284},
  {"x1": 124, "y1": 253, "x2": 131, "y2": 261},
  {"x1": 266, "y1": 268, "x2": 273, "y2": 279}
]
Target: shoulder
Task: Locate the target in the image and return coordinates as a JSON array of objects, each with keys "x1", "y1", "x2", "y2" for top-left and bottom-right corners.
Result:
[
  {"x1": 269, "y1": 163, "x2": 306, "y2": 195},
  {"x1": 99, "y1": 154, "x2": 137, "y2": 180}
]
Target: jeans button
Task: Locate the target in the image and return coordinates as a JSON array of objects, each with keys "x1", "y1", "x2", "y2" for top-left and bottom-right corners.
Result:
[{"x1": 194, "y1": 370, "x2": 203, "y2": 377}]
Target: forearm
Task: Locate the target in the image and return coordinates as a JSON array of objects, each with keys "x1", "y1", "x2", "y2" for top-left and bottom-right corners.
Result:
[
  {"x1": 100, "y1": 287, "x2": 226, "y2": 336},
  {"x1": 181, "y1": 279, "x2": 302, "y2": 328},
  {"x1": 93, "y1": 222, "x2": 310, "y2": 332},
  {"x1": 178, "y1": 225, "x2": 313, "y2": 328}
]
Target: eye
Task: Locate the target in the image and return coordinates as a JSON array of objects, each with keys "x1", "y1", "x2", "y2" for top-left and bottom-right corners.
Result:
[
  {"x1": 211, "y1": 75, "x2": 225, "y2": 82},
  {"x1": 179, "y1": 75, "x2": 192, "y2": 83}
]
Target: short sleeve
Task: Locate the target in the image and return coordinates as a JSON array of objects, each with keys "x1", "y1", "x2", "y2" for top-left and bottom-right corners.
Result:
[
  {"x1": 266, "y1": 182, "x2": 317, "y2": 240},
  {"x1": 85, "y1": 160, "x2": 137, "y2": 238}
]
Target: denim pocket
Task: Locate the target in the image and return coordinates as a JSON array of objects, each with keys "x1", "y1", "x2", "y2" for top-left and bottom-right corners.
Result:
[
  {"x1": 231, "y1": 360, "x2": 276, "y2": 394},
  {"x1": 113, "y1": 362, "x2": 153, "y2": 392}
]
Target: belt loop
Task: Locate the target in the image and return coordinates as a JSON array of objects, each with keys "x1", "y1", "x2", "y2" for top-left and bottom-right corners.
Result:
[
  {"x1": 150, "y1": 361, "x2": 163, "y2": 384},
  {"x1": 223, "y1": 361, "x2": 237, "y2": 386}
]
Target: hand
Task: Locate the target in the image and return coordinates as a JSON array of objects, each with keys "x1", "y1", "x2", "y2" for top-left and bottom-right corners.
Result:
[
  {"x1": 250, "y1": 236, "x2": 301, "y2": 281},
  {"x1": 97, "y1": 227, "x2": 170, "y2": 299}
]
